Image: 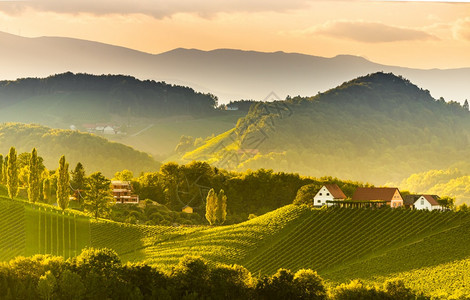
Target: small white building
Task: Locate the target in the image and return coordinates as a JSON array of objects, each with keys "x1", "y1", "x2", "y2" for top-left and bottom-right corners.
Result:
[
  {"x1": 313, "y1": 184, "x2": 347, "y2": 207},
  {"x1": 103, "y1": 126, "x2": 116, "y2": 134},
  {"x1": 414, "y1": 195, "x2": 442, "y2": 211}
]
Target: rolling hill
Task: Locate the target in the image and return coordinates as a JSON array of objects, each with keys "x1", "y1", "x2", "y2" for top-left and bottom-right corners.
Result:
[
  {"x1": 2, "y1": 195, "x2": 470, "y2": 298},
  {"x1": 0, "y1": 31, "x2": 469, "y2": 103},
  {"x1": 0, "y1": 123, "x2": 160, "y2": 177},
  {"x1": 182, "y1": 72, "x2": 470, "y2": 185},
  {"x1": 0, "y1": 73, "x2": 244, "y2": 156}
]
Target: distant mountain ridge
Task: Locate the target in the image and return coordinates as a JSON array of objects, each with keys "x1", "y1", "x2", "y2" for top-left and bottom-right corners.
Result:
[
  {"x1": 0, "y1": 31, "x2": 468, "y2": 103},
  {"x1": 182, "y1": 72, "x2": 470, "y2": 184}
]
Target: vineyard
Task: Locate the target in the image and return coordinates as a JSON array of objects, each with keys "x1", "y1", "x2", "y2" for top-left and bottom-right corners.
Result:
[{"x1": 1, "y1": 195, "x2": 470, "y2": 298}]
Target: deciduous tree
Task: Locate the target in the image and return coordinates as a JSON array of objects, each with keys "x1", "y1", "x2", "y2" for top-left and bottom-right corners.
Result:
[{"x1": 84, "y1": 172, "x2": 113, "y2": 219}]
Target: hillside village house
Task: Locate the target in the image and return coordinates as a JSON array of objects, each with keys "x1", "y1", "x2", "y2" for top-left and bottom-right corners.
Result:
[
  {"x1": 313, "y1": 184, "x2": 347, "y2": 207},
  {"x1": 414, "y1": 195, "x2": 442, "y2": 210},
  {"x1": 182, "y1": 206, "x2": 194, "y2": 214},
  {"x1": 352, "y1": 187, "x2": 404, "y2": 208},
  {"x1": 111, "y1": 181, "x2": 139, "y2": 204}
]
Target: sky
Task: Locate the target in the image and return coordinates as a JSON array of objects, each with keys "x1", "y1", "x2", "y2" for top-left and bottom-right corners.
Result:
[{"x1": 0, "y1": 0, "x2": 469, "y2": 69}]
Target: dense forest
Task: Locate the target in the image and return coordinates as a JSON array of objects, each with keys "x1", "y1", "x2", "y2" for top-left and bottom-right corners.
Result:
[
  {"x1": 0, "y1": 72, "x2": 218, "y2": 117},
  {"x1": 0, "y1": 123, "x2": 159, "y2": 177},
  {"x1": 183, "y1": 72, "x2": 470, "y2": 184}
]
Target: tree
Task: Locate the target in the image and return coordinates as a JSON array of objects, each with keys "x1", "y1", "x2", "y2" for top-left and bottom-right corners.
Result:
[
  {"x1": 1, "y1": 155, "x2": 7, "y2": 184},
  {"x1": 57, "y1": 269, "x2": 85, "y2": 300},
  {"x1": 71, "y1": 162, "x2": 86, "y2": 203},
  {"x1": 293, "y1": 184, "x2": 321, "y2": 206},
  {"x1": 464, "y1": 99, "x2": 469, "y2": 111},
  {"x1": 84, "y1": 172, "x2": 113, "y2": 219},
  {"x1": 205, "y1": 188, "x2": 218, "y2": 225},
  {"x1": 43, "y1": 177, "x2": 52, "y2": 203},
  {"x1": 56, "y1": 155, "x2": 70, "y2": 210},
  {"x1": 37, "y1": 270, "x2": 56, "y2": 300},
  {"x1": 114, "y1": 169, "x2": 134, "y2": 181},
  {"x1": 7, "y1": 147, "x2": 19, "y2": 198},
  {"x1": 216, "y1": 189, "x2": 227, "y2": 225},
  {"x1": 438, "y1": 196, "x2": 455, "y2": 210},
  {"x1": 293, "y1": 269, "x2": 327, "y2": 300},
  {"x1": 27, "y1": 148, "x2": 41, "y2": 203},
  {"x1": 0, "y1": 154, "x2": 3, "y2": 184}
]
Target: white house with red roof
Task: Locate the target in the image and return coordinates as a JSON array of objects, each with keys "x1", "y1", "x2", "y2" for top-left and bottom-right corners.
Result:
[
  {"x1": 313, "y1": 184, "x2": 347, "y2": 207},
  {"x1": 414, "y1": 195, "x2": 442, "y2": 210}
]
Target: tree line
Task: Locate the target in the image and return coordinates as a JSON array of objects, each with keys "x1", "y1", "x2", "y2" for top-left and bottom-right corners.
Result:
[
  {"x1": 0, "y1": 248, "x2": 426, "y2": 300},
  {"x1": 1, "y1": 147, "x2": 113, "y2": 219}
]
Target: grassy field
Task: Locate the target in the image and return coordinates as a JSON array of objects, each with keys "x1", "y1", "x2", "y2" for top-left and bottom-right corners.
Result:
[{"x1": 1, "y1": 197, "x2": 470, "y2": 297}]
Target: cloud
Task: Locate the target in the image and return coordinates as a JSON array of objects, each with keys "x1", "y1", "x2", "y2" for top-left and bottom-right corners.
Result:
[
  {"x1": 0, "y1": 0, "x2": 316, "y2": 18},
  {"x1": 299, "y1": 20, "x2": 438, "y2": 43},
  {"x1": 453, "y1": 17, "x2": 470, "y2": 41}
]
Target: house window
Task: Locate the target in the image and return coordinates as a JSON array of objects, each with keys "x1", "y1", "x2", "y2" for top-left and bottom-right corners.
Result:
[
  {"x1": 317, "y1": 200, "x2": 321, "y2": 203},
  {"x1": 326, "y1": 193, "x2": 330, "y2": 196},
  {"x1": 319, "y1": 193, "x2": 322, "y2": 196},
  {"x1": 421, "y1": 200, "x2": 424, "y2": 205}
]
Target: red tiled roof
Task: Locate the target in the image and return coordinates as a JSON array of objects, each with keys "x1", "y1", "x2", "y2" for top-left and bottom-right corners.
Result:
[
  {"x1": 422, "y1": 195, "x2": 440, "y2": 206},
  {"x1": 324, "y1": 184, "x2": 347, "y2": 199},
  {"x1": 352, "y1": 187, "x2": 401, "y2": 202}
]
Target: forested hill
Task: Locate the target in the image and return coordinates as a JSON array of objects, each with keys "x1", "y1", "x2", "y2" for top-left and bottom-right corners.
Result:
[
  {"x1": 0, "y1": 123, "x2": 160, "y2": 176},
  {"x1": 183, "y1": 72, "x2": 470, "y2": 184},
  {"x1": 0, "y1": 72, "x2": 218, "y2": 119}
]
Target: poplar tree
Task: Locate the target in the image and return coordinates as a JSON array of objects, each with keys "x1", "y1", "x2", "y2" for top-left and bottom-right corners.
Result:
[
  {"x1": 56, "y1": 155, "x2": 70, "y2": 210},
  {"x1": 205, "y1": 188, "x2": 217, "y2": 225},
  {"x1": 43, "y1": 177, "x2": 51, "y2": 202},
  {"x1": 0, "y1": 154, "x2": 3, "y2": 184},
  {"x1": 216, "y1": 189, "x2": 227, "y2": 225},
  {"x1": 2, "y1": 156, "x2": 8, "y2": 185},
  {"x1": 6, "y1": 147, "x2": 18, "y2": 199},
  {"x1": 27, "y1": 148, "x2": 41, "y2": 203}
]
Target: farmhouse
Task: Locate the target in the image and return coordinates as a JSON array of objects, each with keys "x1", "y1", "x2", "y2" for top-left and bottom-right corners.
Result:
[
  {"x1": 414, "y1": 195, "x2": 442, "y2": 211},
  {"x1": 111, "y1": 181, "x2": 139, "y2": 204},
  {"x1": 352, "y1": 187, "x2": 404, "y2": 208},
  {"x1": 313, "y1": 184, "x2": 347, "y2": 207}
]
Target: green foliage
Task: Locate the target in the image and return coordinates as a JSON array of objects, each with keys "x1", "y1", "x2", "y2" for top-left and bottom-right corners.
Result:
[
  {"x1": 37, "y1": 270, "x2": 56, "y2": 300},
  {"x1": 205, "y1": 188, "x2": 217, "y2": 225},
  {"x1": 114, "y1": 169, "x2": 134, "y2": 181},
  {"x1": 293, "y1": 184, "x2": 321, "y2": 206},
  {"x1": 57, "y1": 269, "x2": 85, "y2": 300},
  {"x1": 216, "y1": 189, "x2": 227, "y2": 225},
  {"x1": 7, "y1": 147, "x2": 18, "y2": 198},
  {"x1": 84, "y1": 172, "x2": 113, "y2": 219},
  {"x1": 56, "y1": 155, "x2": 70, "y2": 210},
  {"x1": 70, "y1": 162, "x2": 86, "y2": 203},
  {"x1": 293, "y1": 269, "x2": 327, "y2": 300},
  {"x1": 28, "y1": 148, "x2": 41, "y2": 203}
]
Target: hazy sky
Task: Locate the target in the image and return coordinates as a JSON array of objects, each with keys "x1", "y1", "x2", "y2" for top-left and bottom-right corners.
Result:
[{"x1": 0, "y1": 0, "x2": 469, "y2": 69}]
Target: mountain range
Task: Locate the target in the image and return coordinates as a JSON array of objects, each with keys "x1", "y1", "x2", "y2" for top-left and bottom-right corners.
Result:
[{"x1": 1, "y1": 31, "x2": 469, "y2": 103}]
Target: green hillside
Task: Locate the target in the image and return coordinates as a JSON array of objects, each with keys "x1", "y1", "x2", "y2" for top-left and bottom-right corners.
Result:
[
  {"x1": 0, "y1": 73, "x2": 245, "y2": 156},
  {"x1": 2, "y1": 196, "x2": 470, "y2": 297},
  {"x1": 0, "y1": 123, "x2": 160, "y2": 177},
  {"x1": 183, "y1": 72, "x2": 470, "y2": 185}
]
